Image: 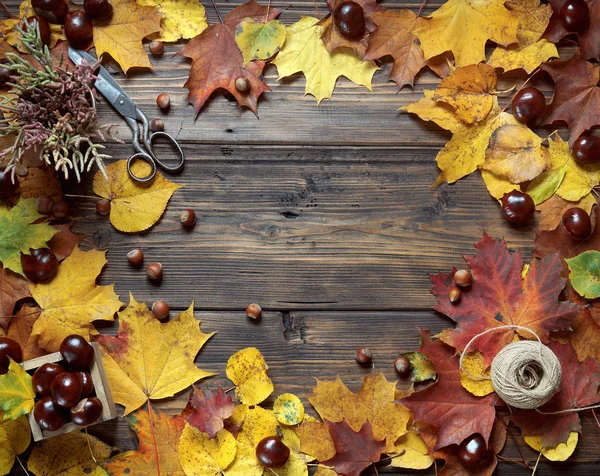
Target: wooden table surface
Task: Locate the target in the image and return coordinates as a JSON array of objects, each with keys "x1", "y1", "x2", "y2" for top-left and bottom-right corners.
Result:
[{"x1": 5, "y1": 0, "x2": 600, "y2": 474}]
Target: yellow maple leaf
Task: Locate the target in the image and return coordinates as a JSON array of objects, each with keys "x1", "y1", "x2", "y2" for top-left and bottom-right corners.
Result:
[
  {"x1": 136, "y1": 0, "x2": 207, "y2": 42},
  {"x1": 401, "y1": 89, "x2": 464, "y2": 134},
  {"x1": 93, "y1": 0, "x2": 162, "y2": 73},
  {"x1": 272, "y1": 17, "x2": 378, "y2": 104},
  {"x1": 432, "y1": 64, "x2": 497, "y2": 124},
  {"x1": 295, "y1": 419, "x2": 336, "y2": 461},
  {"x1": 308, "y1": 371, "x2": 411, "y2": 452},
  {"x1": 488, "y1": 0, "x2": 558, "y2": 73},
  {"x1": 93, "y1": 159, "x2": 182, "y2": 233},
  {"x1": 433, "y1": 109, "x2": 519, "y2": 186},
  {"x1": 414, "y1": 0, "x2": 518, "y2": 67},
  {"x1": 178, "y1": 425, "x2": 237, "y2": 475},
  {"x1": 235, "y1": 18, "x2": 286, "y2": 65},
  {"x1": 459, "y1": 351, "x2": 495, "y2": 397},
  {"x1": 389, "y1": 431, "x2": 434, "y2": 470},
  {"x1": 483, "y1": 124, "x2": 549, "y2": 183},
  {"x1": 226, "y1": 347, "x2": 274, "y2": 405},
  {"x1": 524, "y1": 431, "x2": 579, "y2": 461},
  {"x1": 0, "y1": 417, "x2": 29, "y2": 476},
  {"x1": 0, "y1": 361, "x2": 35, "y2": 422},
  {"x1": 30, "y1": 247, "x2": 123, "y2": 352},
  {"x1": 27, "y1": 431, "x2": 111, "y2": 476},
  {"x1": 95, "y1": 294, "x2": 214, "y2": 415}
]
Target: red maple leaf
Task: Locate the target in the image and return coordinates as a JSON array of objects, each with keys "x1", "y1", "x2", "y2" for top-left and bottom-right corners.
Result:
[
  {"x1": 544, "y1": 0, "x2": 600, "y2": 60},
  {"x1": 400, "y1": 330, "x2": 497, "y2": 451},
  {"x1": 510, "y1": 341, "x2": 600, "y2": 447},
  {"x1": 322, "y1": 420, "x2": 385, "y2": 476},
  {"x1": 177, "y1": 0, "x2": 277, "y2": 115},
  {"x1": 180, "y1": 385, "x2": 234, "y2": 438},
  {"x1": 431, "y1": 233, "x2": 582, "y2": 365},
  {"x1": 541, "y1": 50, "x2": 600, "y2": 145}
]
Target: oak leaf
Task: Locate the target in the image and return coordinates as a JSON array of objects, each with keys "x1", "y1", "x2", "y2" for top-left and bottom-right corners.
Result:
[
  {"x1": 225, "y1": 347, "x2": 273, "y2": 405},
  {"x1": 3, "y1": 306, "x2": 45, "y2": 361},
  {"x1": 541, "y1": 50, "x2": 600, "y2": 146},
  {"x1": 27, "y1": 431, "x2": 111, "y2": 476},
  {"x1": 101, "y1": 406, "x2": 185, "y2": 475},
  {"x1": 488, "y1": 0, "x2": 557, "y2": 73},
  {"x1": 0, "y1": 417, "x2": 29, "y2": 476},
  {"x1": 433, "y1": 234, "x2": 582, "y2": 365},
  {"x1": 93, "y1": 159, "x2": 182, "y2": 233},
  {"x1": 181, "y1": 385, "x2": 234, "y2": 438},
  {"x1": 544, "y1": 0, "x2": 600, "y2": 60},
  {"x1": 432, "y1": 64, "x2": 497, "y2": 125},
  {"x1": 0, "y1": 265, "x2": 29, "y2": 330},
  {"x1": 388, "y1": 431, "x2": 434, "y2": 470},
  {"x1": 400, "y1": 330, "x2": 497, "y2": 450},
  {"x1": 364, "y1": 10, "x2": 424, "y2": 89},
  {"x1": 401, "y1": 90, "x2": 463, "y2": 134},
  {"x1": 273, "y1": 392, "x2": 305, "y2": 425},
  {"x1": 482, "y1": 124, "x2": 549, "y2": 183},
  {"x1": 524, "y1": 431, "x2": 578, "y2": 461},
  {"x1": 136, "y1": 0, "x2": 207, "y2": 42},
  {"x1": 566, "y1": 251, "x2": 600, "y2": 299},
  {"x1": 93, "y1": 0, "x2": 162, "y2": 73},
  {"x1": 510, "y1": 341, "x2": 600, "y2": 447},
  {"x1": 0, "y1": 198, "x2": 57, "y2": 275},
  {"x1": 95, "y1": 294, "x2": 214, "y2": 415},
  {"x1": 235, "y1": 18, "x2": 286, "y2": 65},
  {"x1": 272, "y1": 17, "x2": 379, "y2": 104},
  {"x1": 413, "y1": 0, "x2": 518, "y2": 67},
  {"x1": 178, "y1": 425, "x2": 237, "y2": 475},
  {"x1": 321, "y1": 420, "x2": 385, "y2": 476},
  {"x1": 308, "y1": 371, "x2": 411, "y2": 452},
  {"x1": 178, "y1": 0, "x2": 278, "y2": 115},
  {"x1": 535, "y1": 193, "x2": 596, "y2": 231},
  {"x1": 0, "y1": 360, "x2": 35, "y2": 422},
  {"x1": 30, "y1": 247, "x2": 122, "y2": 352}
]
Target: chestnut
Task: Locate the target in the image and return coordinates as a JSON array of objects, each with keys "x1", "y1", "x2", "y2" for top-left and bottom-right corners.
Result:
[
  {"x1": 64, "y1": 11, "x2": 94, "y2": 49},
  {"x1": 70, "y1": 397, "x2": 103, "y2": 426}
]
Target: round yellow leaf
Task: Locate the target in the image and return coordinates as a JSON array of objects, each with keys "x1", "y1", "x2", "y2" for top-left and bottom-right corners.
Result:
[
  {"x1": 274, "y1": 393, "x2": 305, "y2": 426},
  {"x1": 137, "y1": 0, "x2": 208, "y2": 42},
  {"x1": 459, "y1": 351, "x2": 495, "y2": 397},
  {"x1": 226, "y1": 347, "x2": 274, "y2": 405},
  {"x1": 524, "y1": 431, "x2": 579, "y2": 461},
  {"x1": 178, "y1": 425, "x2": 236, "y2": 475},
  {"x1": 389, "y1": 431, "x2": 434, "y2": 470},
  {"x1": 0, "y1": 417, "x2": 30, "y2": 476}
]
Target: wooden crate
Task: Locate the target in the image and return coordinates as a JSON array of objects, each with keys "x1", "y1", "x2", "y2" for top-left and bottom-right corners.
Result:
[{"x1": 23, "y1": 342, "x2": 118, "y2": 442}]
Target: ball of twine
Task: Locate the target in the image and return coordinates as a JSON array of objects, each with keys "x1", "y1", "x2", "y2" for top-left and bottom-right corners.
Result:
[{"x1": 460, "y1": 325, "x2": 562, "y2": 410}]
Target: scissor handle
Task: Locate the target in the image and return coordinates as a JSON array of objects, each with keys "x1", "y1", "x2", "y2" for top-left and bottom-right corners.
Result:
[
  {"x1": 127, "y1": 152, "x2": 157, "y2": 183},
  {"x1": 145, "y1": 131, "x2": 185, "y2": 173}
]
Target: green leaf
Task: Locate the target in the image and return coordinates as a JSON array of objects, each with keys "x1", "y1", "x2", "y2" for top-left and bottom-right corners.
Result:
[
  {"x1": 526, "y1": 166, "x2": 567, "y2": 205},
  {"x1": 0, "y1": 198, "x2": 57, "y2": 275},
  {"x1": 0, "y1": 360, "x2": 35, "y2": 421},
  {"x1": 402, "y1": 351, "x2": 437, "y2": 383},
  {"x1": 235, "y1": 18, "x2": 286, "y2": 65},
  {"x1": 566, "y1": 250, "x2": 600, "y2": 299}
]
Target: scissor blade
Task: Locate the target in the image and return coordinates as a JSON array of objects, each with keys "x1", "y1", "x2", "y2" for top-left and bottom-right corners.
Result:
[{"x1": 67, "y1": 47, "x2": 138, "y2": 119}]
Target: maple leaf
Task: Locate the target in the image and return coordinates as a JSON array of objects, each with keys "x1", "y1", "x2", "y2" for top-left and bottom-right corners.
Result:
[
  {"x1": 319, "y1": 0, "x2": 383, "y2": 56},
  {"x1": 535, "y1": 193, "x2": 596, "y2": 231},
  {"x1": 30, "y1": 247, "x2": 123, "y2": 352},
  {"x1": 136, "y1": 0, "x2": 207, "y2": 42},
  {"x1": 226, "y1": 347, "x2": 273, "y2": 405},
  {"x1": 27, "y1": 431, "x2": 111, "y2": 476},
  {"x1": 541, "y1": 50, "x2": 600, "y2": 146},
  {"x1": 177, "y1": 425, "x2": 237, "y2": 475},
  {"x1": 93, "y1": 0, "x2": 162, "y2": 73},
  {"x1": 433, "y1": 233, "x2": 582, "y2": 365},
  {"x1": 511, "y1": 341, "x2": 600, "y2": 447},
  {"x1": 321, "y1": 420, "x2": 385, "y2": 476},
  {"x1": 3, "y1": 306, "x2": 46, "y2": 361},
  {"x1": 400, "y1": 331, "x2": 497, "y2": 450},
  {"x1": 93, "y1": 159, "x2": 182, "y2": 233},
  {"x1": 0, "y1": 265, "x2": 29, "y2": 330},
  {"x1": 0, "y1": 198, "x2": 57, "y2": 275},
  {"x1": 364, "y1": 10, "x2": 424, "y2": 89},
  {"x1": 101, "y1": 405, "x2": 186, "y2": 475},
  {"x1": 272, "y1": 17, "x2": 379, "y2": 104},
  {"x1": 235, "y1": 18, "x2": 286, "y2": 65},
  {"x1": 432, "y1": 64, "x2": 497, "y2": 125},
  {"x1": 177, "y1": 0, "x2": 278, "y2": 115},
  {"x1": 544, "y1": 0, "x2": 600, "y2": 60},
  {"x1": 401, "y1": 90, "x2": 463, "y2": 134},
  {"x1": 95, "y1": 294, "x2": 214, "y2": 415},
  {"x1": 0, "y1": 417, "x2": 29, "y2": 476},
  {"x1": 482, "y1": 123, "x2": 549, "y2": 183},
  {"x1": 308, "y1": 371, "x2": 411, "y2": 452},
  {"x1": 413, "y1": 0, "x2": 518, "y2": 67},
  {"x1": 296, "y1": 419, "x2": 336, "y2": 461},
  {"x1": 488, "y1": 0, "x2": 558, "y2": 73},
  {"x1": 566, "y1": 294, "x2": 600, "y2": 362},
  {"x1": 0, "y1": 360, "x2": 35, "y2": 422},
  {"x1": 181, "y1": 385, "x2": 234, "y2": 438}
]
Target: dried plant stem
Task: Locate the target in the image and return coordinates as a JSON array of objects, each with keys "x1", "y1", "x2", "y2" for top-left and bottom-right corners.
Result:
[
  {"x1": 311, "y1": 0, "x2": 321, "y2": 18},
  {"x1": 0, "y1": 1, "x2": 15, "y2": 18},
  {"x1": 502, "y1": 68, "x2": 541, "y2": 113},
  {"x1": 84, "y1": 428, "x2": 98, "y2": 463},
  {"x1": 15, "y1": 456, "x2": 30, "y2": 476},
  {"x1": 417, "y1": 0, "x2": 428, "y2": 17}
]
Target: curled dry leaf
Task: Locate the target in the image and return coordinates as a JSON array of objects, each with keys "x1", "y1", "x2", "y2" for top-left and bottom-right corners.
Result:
[
  {"x1": 225, "y1": 347, "x2": 273, "y2": 405},
  {"x1": 136, "y1": 0, "x2": 208, "y2": 42},
  {"x1": 0, "y1": 361, "x2": 35, "y2": 422},
  {"x1": 93, "y1": 159, "x2": 182, "y2": 233},
  {"x1": 401, "y1": 90, "x2": 463, "y2": 134},
  {"x1": 0, "y1": 417, "x2": 30, "y2": 476}
]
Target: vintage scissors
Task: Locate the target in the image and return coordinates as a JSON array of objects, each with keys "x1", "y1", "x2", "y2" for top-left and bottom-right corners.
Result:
[{"x1": 68, "y1": 47, "x2": 184, "y2": 183}]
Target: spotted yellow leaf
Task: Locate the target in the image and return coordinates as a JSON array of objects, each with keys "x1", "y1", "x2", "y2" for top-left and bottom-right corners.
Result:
[
  {"x1": 0, "y1": 417, "x2": 30, "y2": 476},
  {"x1": 226, "y1": 347, "x2": 273, "y2": 405},
  {"x1": 178, "y1": 425, "x2": 237, "y2": 475},
  {"x1": 137, "y1": 0, "x2": 208, "y2": 42},
  {"x1": 274, "y1": 393, "x2": 305, "y2": 426}
]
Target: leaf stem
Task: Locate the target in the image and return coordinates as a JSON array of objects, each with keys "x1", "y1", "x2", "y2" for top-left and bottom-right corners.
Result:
[
  {"x1": 417, "y1": 0, "x2": 428, "y2": 17},
  {"x1": 147, "y1": 401, "x2": 161, "y2": 476},
  {"x1": 497, "y1": 454, "x2": 533, "y2": 469},
  {"x1": 65, "y1": 194, "x2": 99, "y2": 199},
  {"x1": 15, "y1": 456, "x2": 30, "y2": 475},
  {"x1": 265, "y1": 0, "x2": 271, "y2": 23},
  {"x1": 84, "y1": 428, "x2": 98, "y2": 463},
  {"x1": 209, "y1": 0, "x2": 224, "y2": 24},
  {"x1": 311, "y1": 0, "x2": 321, "y2": 19},
  {"x1": 0, "y1": 1, "x2": 15, "y2": 19}
]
